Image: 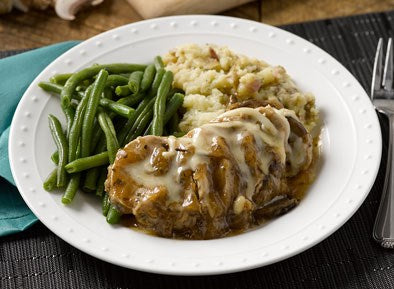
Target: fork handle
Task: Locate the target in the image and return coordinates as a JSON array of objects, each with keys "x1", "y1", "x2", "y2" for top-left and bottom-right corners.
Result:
[{"x1": 373, "y1": 113, "x2": 394, "y2": 248}]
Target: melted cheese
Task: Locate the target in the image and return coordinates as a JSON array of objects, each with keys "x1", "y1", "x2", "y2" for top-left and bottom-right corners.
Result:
[{"x1": 125, "y1": 107, "x2": 296, "y2": 202}]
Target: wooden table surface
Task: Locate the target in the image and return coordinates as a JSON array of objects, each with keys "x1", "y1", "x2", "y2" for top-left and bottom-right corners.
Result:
[
  {"x1": 263, "y1": 0, "x2": 394, "y2": 26},
  {"x1": 0, "y1": 0, "x2": 393, "y2": 50}
]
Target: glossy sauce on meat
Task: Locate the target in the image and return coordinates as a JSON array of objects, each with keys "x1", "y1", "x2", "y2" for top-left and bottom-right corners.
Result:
[{"x1": 105, "y1": 105, "x2": 314, "y2": 239}]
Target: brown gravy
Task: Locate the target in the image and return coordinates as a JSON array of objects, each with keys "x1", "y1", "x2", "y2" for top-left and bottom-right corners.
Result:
[{"x1": 121, "y1": 135, "x2": 321, "y2": 239}]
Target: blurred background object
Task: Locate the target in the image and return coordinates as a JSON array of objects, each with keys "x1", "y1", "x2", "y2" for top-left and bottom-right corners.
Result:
[
  {"x1": 263, "y1": 0, "x2": 394, "y2": 25},
  {"x1": 2, "y1": 0, "x2": 394, "y2": 50},
  {"x1": 127, "y1": 0, "x2": 253, "y2": 19},
  {"x1": 0, "y1": 0, "x2": 104, "y2": 20},
  {"x1": 0, "y1": 0, "x2": 260, "y2": 50},
  {"x1": 0, "y1": 0, "x2": 255, "y2": 20}
]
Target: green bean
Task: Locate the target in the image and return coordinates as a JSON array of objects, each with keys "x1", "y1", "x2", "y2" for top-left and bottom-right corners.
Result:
[
  {"x1": 145, "y1": 92, "x2": 184, "y2": 135},
  {"x1": 116, "y1": 96, "x2": 132, "y2": 106},
  {"x1": 83, "y1": 133, "x2": 107, "y2": 192},
  {"x1": 115, "y1": 85, "x2": 131, "y2": 96},
  {"x1": 107, "y1": 123, "x2": 116, "y2": 146},
  {"x1": 128, "y1": 71, "x2": 143, "y2": 94},
  {"x1": 140, "y1": 64, "x2": 156, "y2": 92},
  {"x1": 147, "y1": 68, "x2": 165, "y2": 98},
  {"x1": 118, "y1": 96, "x2": 153, "y2": 146},
  {"x1": 75, "y1": 91, "x2": 84, "y2": 101},
  {"x1": 63, "y1": 106, "x2": 75, "y2": 138},
  {"x1": 127, "y1": 109, "x2": 153, "y2": 142},
  {"x1": 122, "y1": 96, "x2": 155, "y2": 144},
  {"x1": 83, "y1": 79, "x2": 93, "y2": 86},
  {"x1": 38, "y1": 82, "x2": 87, "y2": 102},
  {"x1": 152, "y1": 71, "x2": 173, "y2": 136},
  {"x1": 51, "y1": 151, "x2": 59, "y2": 164},
  {"x1": 106, "y1": 205, "x2": 122, "y2": 224},
  {"x1": 50, "y1": 73, "x2": 73, "y2": 85},
  {"x1": 38, "y1": 82, "x2": 84, "y2": 164},
  {"x1": 60, "y1": 63, "x2": 146, "y2": 108},
  {"x1": 83, "y1": 167, "x2": 100, "y2": 192},
  {"x1": 90, "y1": 126, "x2": 104, "y2": 153},
  {"x1": 65, "y1": 151, "x2": 109, "y2": 173},
  {"x1": 106, "y1": 117, "x2": 117, "y2": 141},
  {"x1": 89, "y1": 108, "x2": 114, "y2": 156},
  {"x1": 70, "y1": 102, "x2": 78, "y2": 110},
  {"x1": 68, "y1": 86, "x2": 91, "y2": 162},
  {"x1": 154, "y1": 56, "x2": 164, "y2": 70},
  {"x1": 165, "y1": 93, "x2": 184, "y2": 120},
  {"x1": 162, "y1": 127, "x2": 168, "y2": 136},
  {"x1": 167, "y1": 112, "x2": 179, "y2": 135},
  {"x1": 81, "y1": 69, "x2": 108, "y2": 157},
  {"x1": 117, "y1": 93, "x2": 145, "y2": 107},
  {"x1": 48, "y1": 114, "x2": 68, "y2": 187},
  {"x1": 102, "y1": 193, "x2": 110, "y2": 216},
  {"x1": 38, "y1": 81, "x2": 62, "y2": 94},
  {"x1": 94, "y1": 132, "x2": 107, "y2": 153},
  {"x1": 168, "y1": 87, "x2": 184, "y2": 96},
  {"x1": 99, "y1": 98, "x2": 135, "y2": 119},
  {"x1": 40, "y1": 82, "x2": 133, "y2": 119},
  {"x1": 125, "y1": 97, "x2": 155, "y2": 143},
  {"x1": 75, "y1": 79, "x2": 94, "y2": 92},
  {"x1": 98, "y1": 112, "x2": 119, "y2": 164},
  {"x1": 75, "y1": 140, "x2": 81, "y2": 159},
  {"x1": 96, "y1": 168, "x2": 107, "y2": 197},
  {"x1": 83, "y1": 133, "x2": 106, "y2": 192},
  {"x1": 76, "y1": 85, "x2": 87, "y2": 92},
  {"x1": 43, "y1": 168, "x2": 58, "y2": 192},
  {"x1": 105, "y1": 74, "x2": 128, "y2": 87},
  {"x1": 143, "y1": 125, "x2": 151, "y2": 136},
  {"x1": 103, "y1": 86, "x2": 113, "y2": 100},
  {"x1": 62, "y1": 174, "x2": 80, "y2": 204}
]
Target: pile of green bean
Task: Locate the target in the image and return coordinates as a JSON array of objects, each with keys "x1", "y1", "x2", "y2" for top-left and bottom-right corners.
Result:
[{"x1": 39, "y1": 56, "x2": 184, "y2": 224}]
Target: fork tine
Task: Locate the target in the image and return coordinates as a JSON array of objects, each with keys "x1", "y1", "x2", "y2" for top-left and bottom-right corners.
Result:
[
  {"x1": 371, "y1": 38, "x2": 384, "y2": 100},
  {"x1": 384, "y1": 38, "x2": 393, "y2": 91}
]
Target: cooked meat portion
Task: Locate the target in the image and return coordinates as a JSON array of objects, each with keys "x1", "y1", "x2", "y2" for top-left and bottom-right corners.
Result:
[{"x1": 105, "y1": 105, "x2": 313, "y2": 239}]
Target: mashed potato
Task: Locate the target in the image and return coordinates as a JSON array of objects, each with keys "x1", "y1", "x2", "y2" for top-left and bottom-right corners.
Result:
[{"x1": 163, "y1": 44, "x2": 319, "y2": 133}]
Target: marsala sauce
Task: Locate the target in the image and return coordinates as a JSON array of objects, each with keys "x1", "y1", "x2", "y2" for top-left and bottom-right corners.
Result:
[
  {"x1": 287, "y1": 135, "x2": 321, "y2": 201},
  {"x1": 120, "y1": 120, "x2": 322, "y2": 240},
  {"x1": 124, "y1": 107, "x2": 290, "y2": 203}
]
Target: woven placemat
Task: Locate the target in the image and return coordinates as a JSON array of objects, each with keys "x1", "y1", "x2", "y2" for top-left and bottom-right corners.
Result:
[{"x1": 2, "y1": 12, "x2": 394, "y2": 289}]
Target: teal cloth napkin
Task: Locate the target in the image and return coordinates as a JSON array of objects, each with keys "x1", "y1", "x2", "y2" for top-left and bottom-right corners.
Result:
[{"x1": 0, "y1": 41, "x2": 80, "y2": 236}]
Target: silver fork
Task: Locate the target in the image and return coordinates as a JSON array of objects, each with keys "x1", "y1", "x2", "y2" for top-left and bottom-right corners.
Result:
[{"x1": 372, "y1": 37, "x2": 394, "y2": 248}]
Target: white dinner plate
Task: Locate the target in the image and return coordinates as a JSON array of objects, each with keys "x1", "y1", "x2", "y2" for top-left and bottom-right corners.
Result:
[{"x1": 9, "y1": 15, "x2": 381, "y2": 275}]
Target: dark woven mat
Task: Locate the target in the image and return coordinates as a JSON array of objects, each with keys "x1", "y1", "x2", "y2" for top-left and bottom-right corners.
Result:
[{"x1": 2, "y1": 11, "x2": 394, "y2": 289}]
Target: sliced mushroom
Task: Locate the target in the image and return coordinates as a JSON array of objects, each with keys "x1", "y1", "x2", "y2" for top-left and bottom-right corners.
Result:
[{"x1": 55, "y1": 0, "x2": 103, "y2": 20}]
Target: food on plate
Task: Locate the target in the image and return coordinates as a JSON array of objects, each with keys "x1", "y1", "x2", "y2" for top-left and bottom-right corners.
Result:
[
  {"x1": 39, "y1": 44, "x2": 320, "y2": 239},
  {"x1": 163, "y1": 44, "x2": 319, "y2": 134},
  {"x1": 106, "y1": 102, "x2": 312, "y2": 239},
  {"x1": 39, "y1": 58, "x2": 181, "y2": 223}
]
